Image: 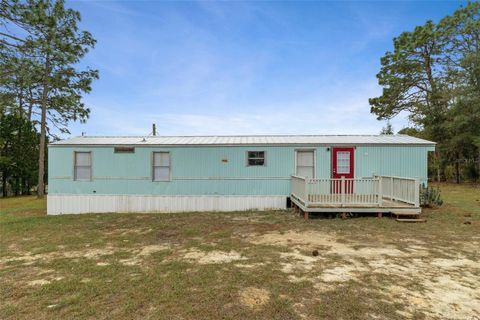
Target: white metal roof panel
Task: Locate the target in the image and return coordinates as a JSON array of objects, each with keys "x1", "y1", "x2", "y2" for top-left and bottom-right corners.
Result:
[{"x1": 50, "y1": 135, "x2": 436, "y2": 146}]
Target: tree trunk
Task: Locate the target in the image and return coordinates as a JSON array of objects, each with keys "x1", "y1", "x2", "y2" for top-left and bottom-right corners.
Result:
[
  {"x1": 436, "y1": 151, "x2": 441, "y2": 182},
  {"x1": 455, "y1": 153, "x2": 460, "y2": 184},
  {"x1": 14, "y1": 176, "x2": 19, "y2": 196},
  {"x1": 23, "y1": 178, "x2": 30, "y2": 195},
  {"x1": 22, "y1": 177, "x2": 29, "y2": 195},
  {"x1": 37, "y1": 98, "x2": 47, "y2": 198},
  {"x1": 27, "y1": 87, "x2": 34, "y2": 121},
  {"x1": 2, "y1": 173, "x2": 7, "y2": 197},
  {"x1": 37, "y1": 55, "x2": 50, "y2": 199}
]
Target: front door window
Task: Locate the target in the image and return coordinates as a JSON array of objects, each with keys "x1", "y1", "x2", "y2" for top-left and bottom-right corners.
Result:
[{"x1": 336, "y1": 151, "x2": 351, "y2": 174}]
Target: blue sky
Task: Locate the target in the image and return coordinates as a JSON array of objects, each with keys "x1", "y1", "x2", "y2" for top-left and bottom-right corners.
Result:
[{"x1": 67, "y1": 0, "x2": 466, "y2": 137}]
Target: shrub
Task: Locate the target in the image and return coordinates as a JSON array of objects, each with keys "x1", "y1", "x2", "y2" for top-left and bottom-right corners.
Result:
[{"x1": 420, "y1": 184, "x2": 443, "y2": 207}]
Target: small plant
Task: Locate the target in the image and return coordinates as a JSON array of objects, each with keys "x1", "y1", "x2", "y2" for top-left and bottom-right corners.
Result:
[{"x1": 420, "y1": 184, "x2": 443, "y2": 207}]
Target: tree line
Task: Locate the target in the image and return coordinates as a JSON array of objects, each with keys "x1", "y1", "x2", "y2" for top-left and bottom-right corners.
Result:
[
  {"x1": 0, "y1": 0, "x2": 98, "y2": 197},
  {"x1": 371, "y1": 2, "x2": 480, "y2": 183}
]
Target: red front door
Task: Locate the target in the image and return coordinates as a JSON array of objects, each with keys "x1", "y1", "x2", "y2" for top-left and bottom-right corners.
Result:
[{"x1": 332, "y1": 147, "x2": 354, "y2": 193}]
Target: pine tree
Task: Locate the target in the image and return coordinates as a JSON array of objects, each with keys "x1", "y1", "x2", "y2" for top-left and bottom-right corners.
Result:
[
  {"x1": 370, "y1": 3, "x2": 480, "y2": 182},
  {"x1": 1, "y1": 0, "x2": 99, "y2": 197}
]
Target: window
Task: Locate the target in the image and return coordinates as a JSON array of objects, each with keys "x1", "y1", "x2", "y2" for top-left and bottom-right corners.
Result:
[
  {"x1": 336, "y1": 151, "x2": 350, "y2": 174},
  {"x1": 74, "y1": 152, "x2": 92, "y2": 181},
  {"x1": 114, "y1": 146, "x2": 135, "y2": 153},
  {"x1": 247, "y1": 151, "x2": 265, "y2": 166},
  {"x1": 153, "y1": 152, "x2": 171, "y2": 181},
  {"x1": 296, "y1": 150, "x2": 314, "y2": 178}
]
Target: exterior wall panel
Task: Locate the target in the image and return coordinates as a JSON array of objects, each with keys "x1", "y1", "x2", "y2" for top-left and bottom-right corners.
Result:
[
  {"x1": 355, "y1": 146, "x2": 430, "y2": 184},
  {"x1": 47, "y1": 195, "x2": 287, "y2": 214},
  {"x1": 49, "y1": 146, "x2": 298, "y2": 196},
  {"x1": 48, "y1": 144, "x2": 432, "y2": 214}
]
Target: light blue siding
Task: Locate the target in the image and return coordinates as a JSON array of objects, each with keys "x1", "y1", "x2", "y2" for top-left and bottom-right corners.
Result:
[
  {"x1": 355, "y1": 146, "x2": 431, "y2": 184},
  {"x1": 48, "y1": 145, "x2": 432, "y2": 196}
]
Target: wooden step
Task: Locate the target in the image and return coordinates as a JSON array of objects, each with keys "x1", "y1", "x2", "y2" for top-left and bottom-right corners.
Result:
[
  {"x1": 391, "y1": 210, "x2": 421, "y2": 216},
  {"x1": 396, "y1": 218, "x2": 426, "y2": 222}
]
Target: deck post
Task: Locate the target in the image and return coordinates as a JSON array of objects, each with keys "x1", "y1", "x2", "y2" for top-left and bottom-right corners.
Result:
[
  {"x1": 378, "y1": 177, "x2": 383, "y2": 207},
  {"x1": 304, "y1": 178, "x2": 309, "y2": 208},
  {"x1": 340, "y1": 176, "x2": 345, "y2": 207},
  {"x1": 304, "y1": 211, "x2": 309, "y2": 220},
  {"x1": 414, "y1": 178, "x2": 420, "y2": 207}
]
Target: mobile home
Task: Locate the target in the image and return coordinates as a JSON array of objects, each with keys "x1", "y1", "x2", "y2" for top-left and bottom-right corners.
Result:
[{"x1": 47, "y1": 135, "x2": 435, "y2": 215}]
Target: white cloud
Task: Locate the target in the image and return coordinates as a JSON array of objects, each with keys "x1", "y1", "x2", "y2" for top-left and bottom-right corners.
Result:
[{"x1": 67, "y1": 76, "x2": 412, "y2": 137}]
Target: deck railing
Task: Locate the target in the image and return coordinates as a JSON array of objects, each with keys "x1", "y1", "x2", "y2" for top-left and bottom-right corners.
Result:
[
  {"x1": 291, "y1": 175, "x2": 420, "y2": 208},
  {"x1": 291, "y1": 175, "x2": 308, "y2": 204},
  {"x1": 375, "y1": 175, "x2": 420, "y2": 207}
]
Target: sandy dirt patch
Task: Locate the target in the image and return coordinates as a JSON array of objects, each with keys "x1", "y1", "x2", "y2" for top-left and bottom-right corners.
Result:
[
  {"x1": 181, "y1": 248, "x2": 246, "y2": 264},
  {"x1": 422, "y1": 274, "x2": 480, "y2": 319},
  {"x1": 250, "y1": 230, "x2": 407, "y2": 258},
  {"x1": 279, "y1": 249, "x2": 320, "y2": 273},
  {"x1": 104, "y1": 227, "x2": 153, "y2": 236},
  {"x1": 119, "y1": 258, "x2": 140, "y2": 266},
  {"x1": 430, "y1": 257, "x2": 479, "y2": 269},
  {"x1": 0, "y1": 246, "x2": 119, "y2": 265},
  {"x1": 1, "y1": 244, "x2": 171, "y2": 267},
  {"x1": 28, "y1": 279, "x2": 51, "y2": 286},
  {"x1": 119, "y1": 244, "x2": 171, "y2": 266},
  {"x1": 65, "y1": 247, "x2": 118, "y2": 259},
  {"x1": 368, "y1": 254, "x2": 480, "y2": 319},
  {"x1": 250, "y1": 230, "x2": 338, "y2": 248},
  {"x1": 390, "y1": 272, "x2": 480, "y2": 320},
  {"x1": 320, "y1": 261, "x2": 369, "y2": 282},
  {"x1": 239, "y1": 287, "x2": 270, "y2": 308},
  {"x1": 247, "y1": 229, "x2": 479, "y2": 319},
  {"x1": 138, "y1": 244, "x2": 169, "y2": 256},
  {"x1": 27, "y1": 276, "x2": 64, "y2": 286},
  {"x1": 231, "y1": 216, "x2": 262, "y2": 222},
  {"x1": 234, "y1": 262, "x2": 266, "y2": 269}
]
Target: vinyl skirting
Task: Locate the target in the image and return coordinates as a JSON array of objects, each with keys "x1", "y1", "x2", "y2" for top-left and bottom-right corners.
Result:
[{"x1": 47, "y1": 194, "x2": 287, "y2": 215}]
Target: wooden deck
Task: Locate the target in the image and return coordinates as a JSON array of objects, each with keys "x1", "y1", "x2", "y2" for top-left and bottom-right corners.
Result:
[{"x1": 291, "y1": 175, "x2": 421, "y2": 215}]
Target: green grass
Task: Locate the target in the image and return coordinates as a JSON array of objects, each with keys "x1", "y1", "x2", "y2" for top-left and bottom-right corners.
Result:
[{"x1": 1, "y1": 183, "x2": 479, "y2": 319}]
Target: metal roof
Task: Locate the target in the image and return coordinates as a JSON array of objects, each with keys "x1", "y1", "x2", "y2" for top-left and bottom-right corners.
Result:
[{"x1": 49, "y1": 135, "x2": 436, "y2": 146}]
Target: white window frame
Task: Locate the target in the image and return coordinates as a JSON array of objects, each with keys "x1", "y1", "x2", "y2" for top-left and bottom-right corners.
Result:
[
  {"x1": 246, "y1": 151, "x2": 266, "y2": 166},
  {"x1": 294, "y1": 149, "x2": 316, "y2": 178},
  {"x1": 152, "y1": 151, "x2": 171, "y2": 182},
  {"x1": 73, "y1": 151, "x2": 92, "y2": 181},
  {"x1": 336, "y1": 151, "x2": 351, "y2": 174}
]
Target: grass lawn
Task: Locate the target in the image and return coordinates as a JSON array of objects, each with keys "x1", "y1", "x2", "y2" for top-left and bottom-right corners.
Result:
[{"x1": 1, "y1": 183, "x2": 479, "y2": 319}]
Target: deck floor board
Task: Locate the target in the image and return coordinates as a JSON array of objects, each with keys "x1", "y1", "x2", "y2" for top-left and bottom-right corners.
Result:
[
  {"x1": 291, "y1": 194, "x2": 420, "y2": 214},
  {"x1": 306, "y1": 197, "x2": 415, "y2": 209}
]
